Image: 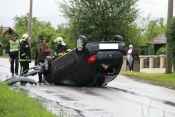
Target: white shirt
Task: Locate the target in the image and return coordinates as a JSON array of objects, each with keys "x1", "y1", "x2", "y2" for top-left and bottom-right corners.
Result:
[{"x1": 128, "y1": 49, "x2": 132, "y2": 54}]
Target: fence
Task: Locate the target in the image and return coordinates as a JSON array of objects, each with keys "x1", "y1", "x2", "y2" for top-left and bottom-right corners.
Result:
[{"x1": 121, "y1": 54, "x2": 168, "y2": 73}]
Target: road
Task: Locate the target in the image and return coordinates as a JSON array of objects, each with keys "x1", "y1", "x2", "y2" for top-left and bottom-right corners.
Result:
[{"x1": 0, "y1": 58, "x2": 175, "y2": 117}]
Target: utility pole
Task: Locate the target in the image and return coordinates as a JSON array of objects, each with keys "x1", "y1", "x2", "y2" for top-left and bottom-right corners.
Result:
[
  {"x1": 166, "y1": 0, "x2": 173, "y2": 74},
  {"x1": 28, "y1": 0, "x2": 33, "y2": 47}
]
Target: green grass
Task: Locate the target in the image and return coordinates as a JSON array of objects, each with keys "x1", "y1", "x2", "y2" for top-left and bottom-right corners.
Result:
[
  {"x1": 0, "y1": 55, "x2": 8, "y2": 58},
  {"x1": 120, "y1": 71, "x2": 175, "y2": 89},
  {"x1": 0, "y1": 83, "x2": 58, "y2": 117}
]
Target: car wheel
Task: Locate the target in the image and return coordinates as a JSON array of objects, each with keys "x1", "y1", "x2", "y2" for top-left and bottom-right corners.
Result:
[
  {"x1": 76, "y1": 35, "x2": 87, "y2": 53},
  {"x1": 44, "y1": 56, "x2": 52, "y2": 73},
  {"x1": 112, "y1": 35, "x2": 124, "y2": 42},
  {"x1": 43, "y1": 71, "x2": 53, "y2": 84}
]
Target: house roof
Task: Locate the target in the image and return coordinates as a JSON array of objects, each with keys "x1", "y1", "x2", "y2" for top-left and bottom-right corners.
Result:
[
  {"x1": 3, "y1": 27, "x2": 10, "y2": 33},
  {"x1": 148, "y1": 33, "x2": 166, "y2": 44}
]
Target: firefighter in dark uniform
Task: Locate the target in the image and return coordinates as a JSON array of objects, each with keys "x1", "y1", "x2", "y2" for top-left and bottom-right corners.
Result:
[
  {"x1": 19, "y1": 34, "x2": 31, "y2": 74},
  {"x1": 5, "y1": 34, "x2": 19, "y2": 76},
  {"x1": 52, "y1": 37, "x2": 71, "y2": 59}
]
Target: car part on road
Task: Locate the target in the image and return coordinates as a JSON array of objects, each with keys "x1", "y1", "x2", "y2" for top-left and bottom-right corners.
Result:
[
  {"x1": 4, "y1": 77, "x2": 37, "y2": 85},
  {"x1": 3, "y1": 63, "x2": 44, "y2": 85}
]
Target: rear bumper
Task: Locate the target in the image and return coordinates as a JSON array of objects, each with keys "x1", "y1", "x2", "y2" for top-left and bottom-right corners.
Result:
[
  {"x1": 95, "y1": 51, "x2": 123, "y2": 64},
  {"x1": 103, "y1": 75, "x2": 117, "y2": 85}
]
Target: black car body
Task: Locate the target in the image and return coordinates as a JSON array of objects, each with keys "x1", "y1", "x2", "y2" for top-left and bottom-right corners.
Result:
[{"x1": 43, "y1": 35, "x2": 126, "y2": 87}]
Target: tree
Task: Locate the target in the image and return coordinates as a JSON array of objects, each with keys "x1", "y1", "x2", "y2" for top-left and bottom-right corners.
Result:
[
  {"x1": 56, "y1": 23, "x2": 76, "y2": 49},
  {"x1": 13, "y1": 14, "x2": 58, "y2": 58},
  {"x1": 132, "y1": 16, "x2": 166, "y2": 55},
  {"x1": 122, "y1": 16, "x2": 166, "y2": 57},
  {"x1": 0, "y1": 26, "x2": 13, "y2": 56},
  {"x1": 57, "y1": 0, "x2": 139, "y2": 42},
  {"x1": 165, "y1": 17, "x2": 175, "y2": 71},
  {"x1": 140, "y1": 17, "x2": 166, "y2": 45},
  {"x1": 124, "y1": 22, "x2": 143, "y2": 52}
]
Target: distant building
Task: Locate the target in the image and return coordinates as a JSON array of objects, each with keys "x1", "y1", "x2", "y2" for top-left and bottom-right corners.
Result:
[{"x1": 147, "y1": 33, "x2": 166, "y2": 55}]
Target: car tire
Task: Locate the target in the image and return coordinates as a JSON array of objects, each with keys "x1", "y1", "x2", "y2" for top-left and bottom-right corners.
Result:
[
  {"x1": 112, "y1": 35, "x2": 124, "y2": 42},
  {"x1": 43, "y1": 73, "x2": 53, "y2": 84},
  {"x1": 76, "y1": 35, "x2": 87, "y2": 53},
  {"x1": 44, "y1": 56, "x2": 52, "y2": 74}
]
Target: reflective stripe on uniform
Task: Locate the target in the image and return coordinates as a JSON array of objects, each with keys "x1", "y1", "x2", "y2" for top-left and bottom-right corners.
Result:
[
  {"x1": 10, "y1": 40, "x2": 19, "y2": 52},
  {"x1": 19, "y1": 59, "x2": 31, "y2": 61},
  {"x1": 20, "y1": 66, "x2": 24, "y2": 74},
  {"x1": 58, "y1": 53, "x2": 65, "y2": 56},
  {"x1": 21, "y1": 53, "x2": 26, "y2": 56}
]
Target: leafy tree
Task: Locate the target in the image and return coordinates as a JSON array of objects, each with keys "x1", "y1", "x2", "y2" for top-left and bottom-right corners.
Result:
[
  {"x1": 119, "y1": 15, "x2": 166, "y2": 58},
  {"x1": 0, "y1": 26, "x2": 12, "y2": 56},
  {"x1": 13, "y1": 14, "x2": 58, "y2": 58},
  {"x1": 56, "y1": 23, "x2": 76, "y2": 49},
  {"x1": 165, "y1": 17, "x2": 175, "y2": 71},
  {"x1": 57, "y1": 0, "x2": 139, "y2": 42},
  {"x1": 124, "y1": 22, "x2": 143, "y2": 55},
  {"x1": 135, "y1": 16, "x2": 166, "y2": 55},
  {"x1": 0, "y1": 26, "x2": 4, "y2": 55},
  {"x1": 140, "y1": 17, "x2": 166, "y2": 44}
]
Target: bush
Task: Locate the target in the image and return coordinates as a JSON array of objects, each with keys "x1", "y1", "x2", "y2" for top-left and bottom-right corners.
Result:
[{"x1": 165, "y1": 16, "x2": 175, "y2": 70}]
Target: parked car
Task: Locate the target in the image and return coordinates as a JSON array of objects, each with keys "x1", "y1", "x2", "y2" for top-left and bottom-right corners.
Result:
[{"x1": 43, "y1": 35, "x2": 126, "y2": 87}]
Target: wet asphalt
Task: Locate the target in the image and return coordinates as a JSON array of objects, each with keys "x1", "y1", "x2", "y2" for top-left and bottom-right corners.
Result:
[{"x1": 0, "y1": 58, "x2": 175, "y2": 117}]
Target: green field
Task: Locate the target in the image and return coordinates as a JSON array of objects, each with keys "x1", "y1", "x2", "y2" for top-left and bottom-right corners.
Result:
[
  {"x1": 0, "y1": 83, "x2": 58, "y2": 117},
  {"x1": 120, "y1": 71, "x2": 175, "y2": 89}
]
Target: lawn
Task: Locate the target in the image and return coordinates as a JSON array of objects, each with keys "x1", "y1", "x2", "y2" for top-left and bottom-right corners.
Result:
[
  {"x1": 0, "y1": 83, "x2": 58, "y2": 117},
  {"x1": 120, "y1": 71, "x2": 175, "y2": 89}
]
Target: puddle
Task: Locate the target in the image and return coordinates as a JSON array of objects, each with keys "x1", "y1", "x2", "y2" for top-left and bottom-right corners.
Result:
[{"x1": 11, "y1": 85, "x2": 83, "y2": 117}]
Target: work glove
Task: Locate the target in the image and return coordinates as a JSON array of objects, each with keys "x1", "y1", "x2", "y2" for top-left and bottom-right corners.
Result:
[
  {"x1": 66, "y1": 49, "x2": 71, "y2": 52},
  {"x1": 25, "y1": 56, "x2": 30, "y2": 60}
]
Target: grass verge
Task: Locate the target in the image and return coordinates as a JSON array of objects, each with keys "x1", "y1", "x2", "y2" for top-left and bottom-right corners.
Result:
[
  {"x1": 0, "y1": 83, "x2": 57, "y2": 117},
  {"x1": 120, "y1": 71, "x2": 175, "y2": 89}
]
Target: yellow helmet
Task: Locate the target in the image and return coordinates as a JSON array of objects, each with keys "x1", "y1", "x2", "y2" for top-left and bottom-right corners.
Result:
[
  {"x1": 54, "y1": 37, "x2": 66, "y2": 45},
  {"x1": 54, "y1": 38, "x2": 58, "y2": 43},
  {"x1": 21, "y1": 34, "x2": 29, "y2": 41}
]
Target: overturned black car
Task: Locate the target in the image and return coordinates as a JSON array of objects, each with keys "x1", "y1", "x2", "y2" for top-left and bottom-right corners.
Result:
[
  {"x1": 5, "y1": 35, "x2": 126, "y2": 87},
  {"x1": 43, "y1": 35, "x2": 126, "y2": 87}
]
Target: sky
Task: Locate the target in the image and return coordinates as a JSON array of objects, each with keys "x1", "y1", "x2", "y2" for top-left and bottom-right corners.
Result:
[{"x1": 0, "y1": 0, "x2": 174, "y2": 29}]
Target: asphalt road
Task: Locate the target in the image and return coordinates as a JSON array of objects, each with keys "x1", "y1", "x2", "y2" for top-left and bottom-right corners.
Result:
[{"x1": 0, "y1": 58, "x2": 175, "y2": 117}]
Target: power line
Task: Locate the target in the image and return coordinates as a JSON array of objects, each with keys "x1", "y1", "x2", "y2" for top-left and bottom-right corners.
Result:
[
  {"x1": 138, "y1": 0, "x2": 168, "y2": 7},
  {"x1": 137, "y1": 0, "x2": 169, "y2": 19}
]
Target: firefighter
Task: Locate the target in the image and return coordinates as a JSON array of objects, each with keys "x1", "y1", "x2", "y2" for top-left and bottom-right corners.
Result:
[
  {"x1": 52, "y1": 37, "x2": 71, "y2": 59},
  {"x1": 5, "y1": 34, "x2": 19, "y2": 76},
  {"x1": 19, "y1": 34, "x2": 31, "y2": 74}
]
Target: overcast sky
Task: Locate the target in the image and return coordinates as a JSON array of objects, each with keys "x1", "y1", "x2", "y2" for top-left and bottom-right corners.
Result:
[{"x1": 0, "y1": 0, "x2": 173, "y2": 28}]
